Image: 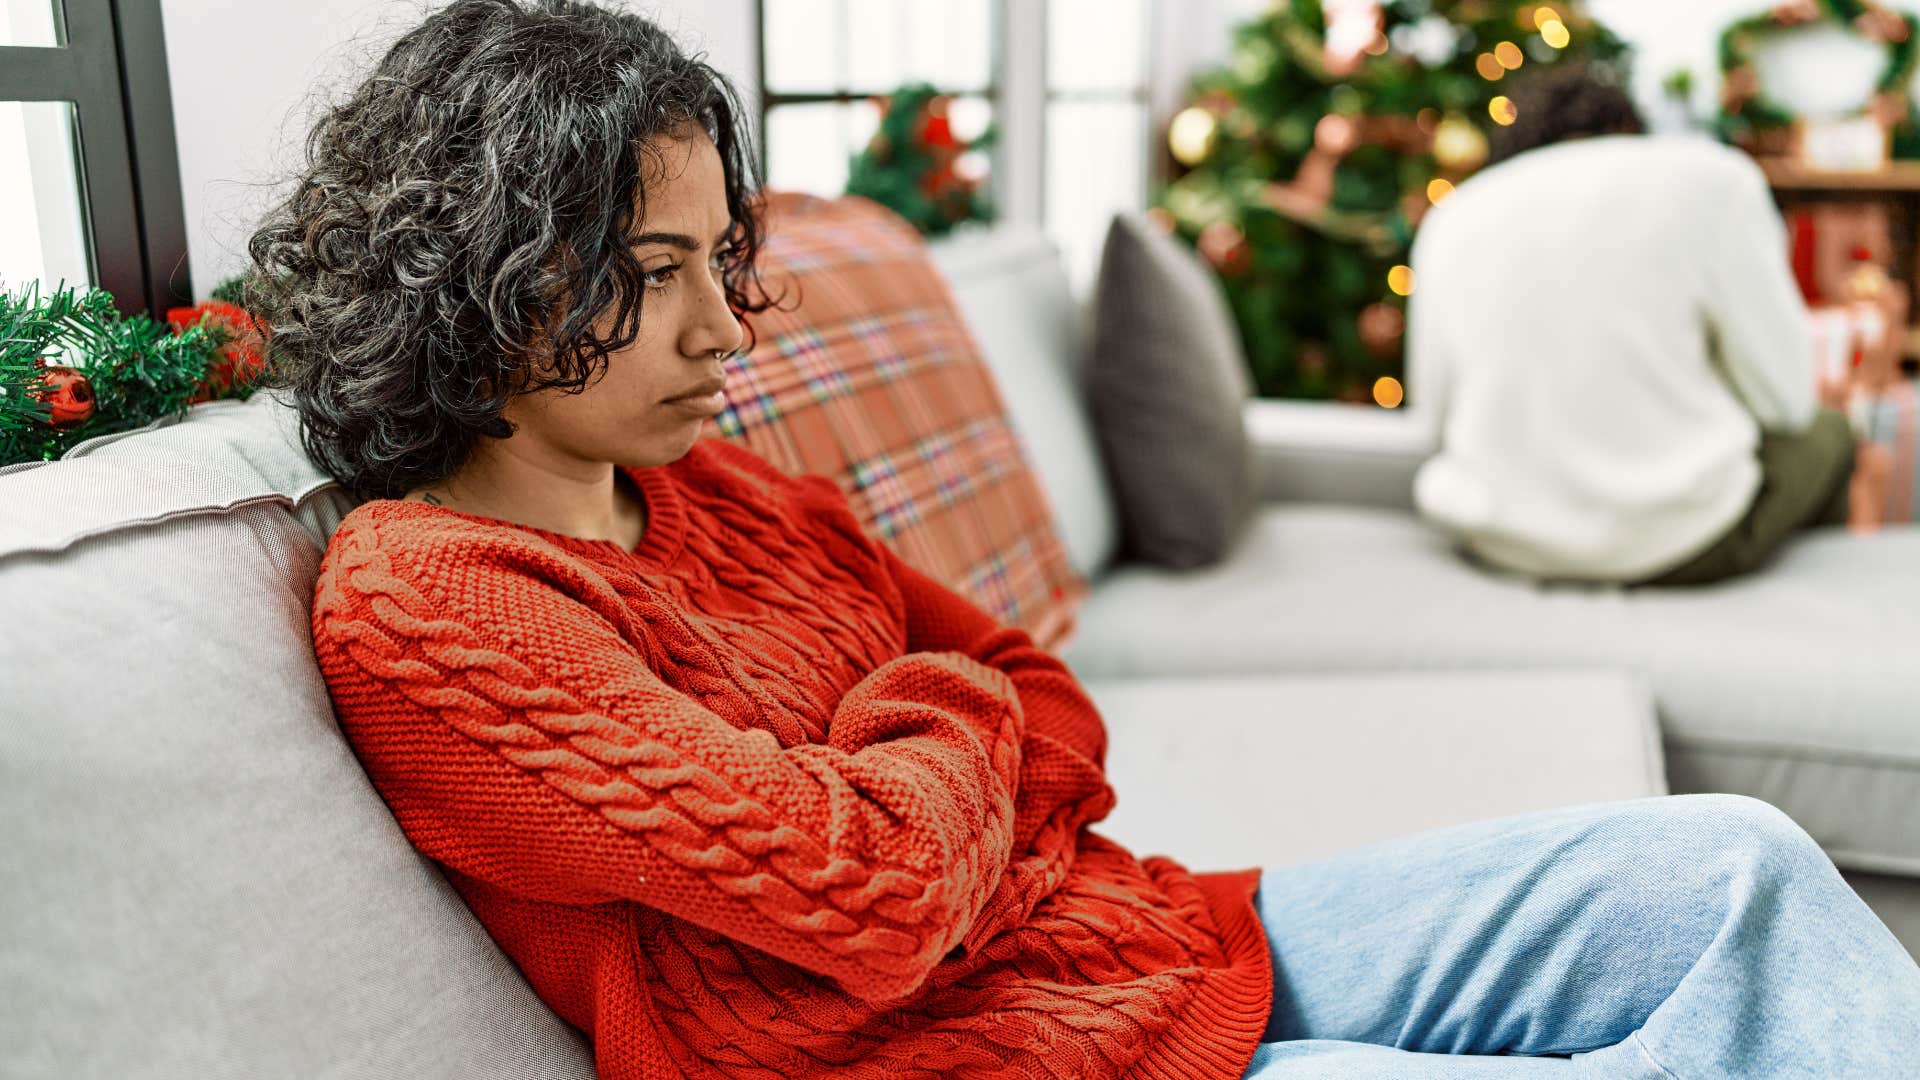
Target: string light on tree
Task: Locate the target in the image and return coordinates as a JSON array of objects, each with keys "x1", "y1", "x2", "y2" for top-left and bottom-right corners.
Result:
[
  {"x1": 1427, "y1": 177, "x2": 1456, "y2": 204},
  {"x1": 1540, "y1": 18, "x2": 1571, "y2": 48},
  {"x1": 1489, "y1": 95, "x2": 1520, "y2": 125},
  {"x1": 1388, "y1": 265, "x2": 1416, "y2": 296},
  {"x1": 1476, "y1": 52, "x2": 1505, "y2": 80},
  {"x1": 1494, "y1": 41, "x2": 1525, "y2": 69},
  {"x1": 1373, "y1": 376, "x2": 1405, "y2": 408}
]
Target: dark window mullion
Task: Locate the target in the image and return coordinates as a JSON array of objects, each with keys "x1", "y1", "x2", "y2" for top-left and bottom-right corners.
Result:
[
  {"x1": 61, "y1": 0, "x2": 144, "y2": 317},
  {"x1": 757, "y1": 0, "x2": 1003, "y2": 196},
  {"x1": 109, "y1": 0, "x2": 191, "y2": 312},
  {"x1": 1, "y1": 0, "x2": 149, "y2": 316}
]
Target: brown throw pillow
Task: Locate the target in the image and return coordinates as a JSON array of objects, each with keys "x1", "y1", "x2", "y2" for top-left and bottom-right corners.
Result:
[{"x1": 1089, "y1": 213, "x2": 1260, "y2": 568}]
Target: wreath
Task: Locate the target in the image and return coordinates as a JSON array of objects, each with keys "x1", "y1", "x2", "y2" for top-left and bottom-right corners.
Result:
[{"x1": 1717, "y1": 0, "x2": 1920, "y2": 157}]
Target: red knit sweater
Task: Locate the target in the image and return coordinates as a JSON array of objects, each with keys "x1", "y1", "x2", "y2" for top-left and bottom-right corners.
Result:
[{"x1": 311, "y1": 437, "x2": 1272, "y2": 1079}]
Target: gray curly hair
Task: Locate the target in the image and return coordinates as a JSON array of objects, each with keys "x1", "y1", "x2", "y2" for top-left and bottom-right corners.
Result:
[{"x1": 245, "y1": 0, "x2": 778, "y2": 500}]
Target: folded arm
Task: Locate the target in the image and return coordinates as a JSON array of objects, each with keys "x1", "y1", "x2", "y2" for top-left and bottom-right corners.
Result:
[
  {"x1": 871, "y1": 536, "x2": 1117, "y2": 955},
  {"x1": 313, "y1": 522, "x2": 1024, "y2": 1003}
]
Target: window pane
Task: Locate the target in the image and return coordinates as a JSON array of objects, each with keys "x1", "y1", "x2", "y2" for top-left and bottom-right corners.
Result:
[
  {"x1": 1049, "y1": 0, "x2": 1147, "y2": 92},
  {"x1": 767, "y1": 100, "x2": 884, "y2": 196},
  {"x1": 846, "y1": 96, "x2": 881, "y2": 154},
  {"x1": 0, "y1": 100, "x2": 92, "y2": 293},
  {"x1": 764, "y1": 0, "x2": 842, "y2": 94},
  {"x1": 0, "y1": 0, "x2": 63, "y2": 47},
  {"x1": 1045, "y1": 100, "x2": 1146, "y2": 293},
  {"x1": 904, "y1": 0, "x2": 990, "y2": 91},
  {"x1": 846, "y1": 0, "x2": 905, "y2": 92}
]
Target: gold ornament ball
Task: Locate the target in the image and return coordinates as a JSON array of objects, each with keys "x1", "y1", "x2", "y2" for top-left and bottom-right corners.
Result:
[
  {"x1": 1432, "y1": 115, "x2": 1489, "y2": 171},
  {"x1": 1169, "y1": 106, "x2": 1219, "y2": 166}
]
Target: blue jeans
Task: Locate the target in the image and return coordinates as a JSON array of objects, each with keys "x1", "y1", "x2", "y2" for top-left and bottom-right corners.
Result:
[{"x1": 1243, "y1": 794, "x2": 1920, "y2": 1077}]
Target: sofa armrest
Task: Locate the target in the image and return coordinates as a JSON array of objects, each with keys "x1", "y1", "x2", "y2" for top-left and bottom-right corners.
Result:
[
  {"x1": 1082, "y1": 669, "x2": 1667, "y2": 873},
  {"x1": 1247, "y1": 398, "x2": 1432, "y2": 511}
]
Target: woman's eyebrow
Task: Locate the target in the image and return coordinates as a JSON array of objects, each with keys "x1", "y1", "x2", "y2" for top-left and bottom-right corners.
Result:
[{"x1": 630, "y1": 225, "x2": 735, "y2": 251}]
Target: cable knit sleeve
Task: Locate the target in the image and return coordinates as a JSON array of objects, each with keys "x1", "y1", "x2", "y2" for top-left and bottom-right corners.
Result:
[
  {"x1": 695, "y1": 441, "x2": 1113, "y2": 955},
  {"x1": 871, "y1": 540, "x2": 1117, "y2": 956},
  {"x1": 311, "y1": 516, "x2": 1024, "y2": 1003}
]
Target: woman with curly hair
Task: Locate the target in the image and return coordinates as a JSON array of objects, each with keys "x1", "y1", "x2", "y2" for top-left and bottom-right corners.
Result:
[{"x1": 253, "y1": 2, "x2": 1920, "y2": 1077}]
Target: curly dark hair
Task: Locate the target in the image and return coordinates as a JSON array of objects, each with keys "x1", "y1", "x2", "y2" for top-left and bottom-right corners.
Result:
[
  {"x1": 245, "y1": 0, "x2": 778, "y2": 500},
  {"x1": 1487, "y1": 63, "x2": 1645, "y2": 168}
]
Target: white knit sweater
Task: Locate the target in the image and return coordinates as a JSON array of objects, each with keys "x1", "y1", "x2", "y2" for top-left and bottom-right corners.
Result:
[{"x1": 1407, "y1": 134, "x2": 1816, "y2": 582}]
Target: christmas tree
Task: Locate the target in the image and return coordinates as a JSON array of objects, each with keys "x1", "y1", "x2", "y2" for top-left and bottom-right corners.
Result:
[{"x1": 1157, "y1": 0, "x2": 1629, "y2": 404}]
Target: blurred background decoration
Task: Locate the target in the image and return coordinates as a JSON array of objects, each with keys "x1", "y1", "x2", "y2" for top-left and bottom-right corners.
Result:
[
  {"x1": 1155, "y1": 0, "x2": 1630, "y2": 405},
  {"x1": 1711, "y1": 0, "x2": 1920, "y2": 165},
  {"x1": 846, "y1": 82, "x2": 998, "y2": 236}
]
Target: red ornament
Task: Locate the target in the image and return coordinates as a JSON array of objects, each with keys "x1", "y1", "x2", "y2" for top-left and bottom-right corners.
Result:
[
  {"x1": 1197, "y1": 219, "x2": 1251, "y2": 276},
  {"x1": 167, "y1": 299, "x2": 268, "y2": 403},
  {"x1": 33, "y1": 363, "x2": 95, "y2": 428},
  {"x1": 919, "y1": 97, "x2": 957, "y2": 149}
]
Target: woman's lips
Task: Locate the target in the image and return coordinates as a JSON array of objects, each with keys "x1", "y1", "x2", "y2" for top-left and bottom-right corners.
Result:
[{"x1": 665, "y1": 389, "x2": 727, "y2": 415}]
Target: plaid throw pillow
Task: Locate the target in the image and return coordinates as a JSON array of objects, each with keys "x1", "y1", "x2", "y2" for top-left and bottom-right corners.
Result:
[{"x1": 699, "y1": 191, "x2": 1085, "y2": 650}]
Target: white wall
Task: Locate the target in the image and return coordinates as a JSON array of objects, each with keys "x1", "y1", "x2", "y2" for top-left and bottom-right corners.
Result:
[{"x1": 159, "y1": 0, "x2": 756, "y2": 296}]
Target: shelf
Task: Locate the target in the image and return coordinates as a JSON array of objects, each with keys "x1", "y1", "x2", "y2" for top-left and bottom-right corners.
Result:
[{"x1": 1761, "y1": 160, "x2": 1920, "y2": 192}]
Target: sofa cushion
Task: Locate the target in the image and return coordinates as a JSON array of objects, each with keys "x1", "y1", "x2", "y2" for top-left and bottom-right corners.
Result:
[
  {"x1": 0, "y1": 390, "x2": 351, "y2": 555},
  {"x1": 928, "y1": 227, "x2": 1120, "y2": 579},
  {"x1": 1087, "y1": 213, "x2": 1259, "y2": 568},
  {"x1": 706, "y1": 191, "x2": 1086, "y2": 648},
  {"x1": 0, "y1": 397, "x2": 595, "y2": 1078},
  {"x1": 1083, "y1": 669, "x2": 1666, "y2": 874},
  {"x1": 1063, "y1": 503, "x2": 1920, "y2": 876}
]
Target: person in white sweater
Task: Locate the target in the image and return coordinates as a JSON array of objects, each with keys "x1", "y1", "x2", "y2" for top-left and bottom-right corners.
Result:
[{"x1": 1406, "y1": 66, "x2": 1876, "y2": 585}]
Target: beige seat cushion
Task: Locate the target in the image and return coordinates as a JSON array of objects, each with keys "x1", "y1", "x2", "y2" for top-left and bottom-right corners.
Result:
[
  {"x1": 1067, "y1": 502, "x2": 1920, "y2": 877},
  {"x1": 1, "y1": 394, "x2": 594, "y2": 1078},
  {"x1": 1084, "y1": 669, "x2": 1666, "y2": 875}
]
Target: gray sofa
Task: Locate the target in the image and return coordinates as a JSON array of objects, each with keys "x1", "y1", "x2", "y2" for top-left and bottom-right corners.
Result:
[
  {"x1": 0, "y1": 224, "x2": 1893, "y2": 1077},
  {"x1": 933, "y1": 227, "x2": 1920, "y2": 954}
]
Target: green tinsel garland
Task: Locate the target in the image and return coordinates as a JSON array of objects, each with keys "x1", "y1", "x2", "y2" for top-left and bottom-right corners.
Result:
[{"x1": 0, "y1": 281, "x2": 233, "y2": 466}]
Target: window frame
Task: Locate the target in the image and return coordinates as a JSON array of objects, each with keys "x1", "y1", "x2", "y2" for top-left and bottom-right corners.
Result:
[
  {"x1": 753, "y1": 0, "x2": 1007, "y2": 215},
  {"x1": 0, "y1": 0, "x2": 192, "y2": 317},
  {"x1": 750, "y1": 0, "x2": 1166, "y2": 246}
]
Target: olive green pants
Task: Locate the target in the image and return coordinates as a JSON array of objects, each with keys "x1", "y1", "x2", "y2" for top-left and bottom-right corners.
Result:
[{"x1": 1639, "y1": 408, "x2": 1856, "y2": 587}]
